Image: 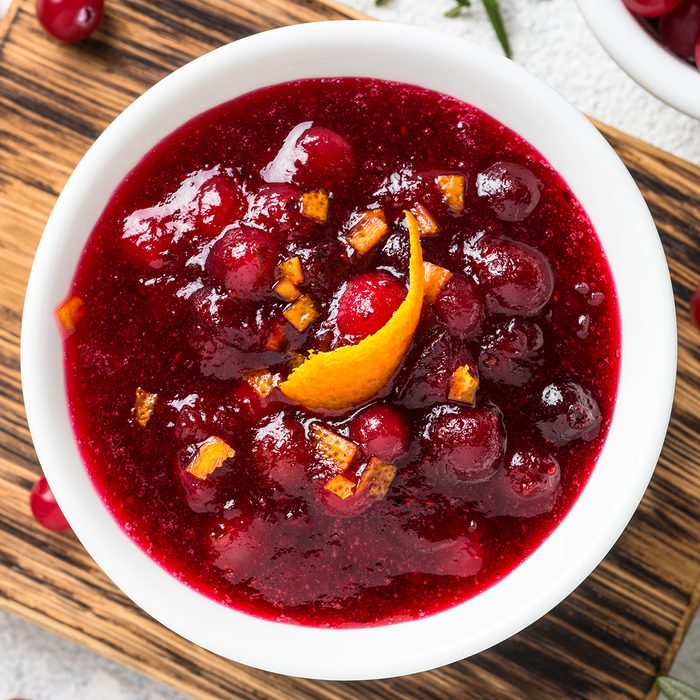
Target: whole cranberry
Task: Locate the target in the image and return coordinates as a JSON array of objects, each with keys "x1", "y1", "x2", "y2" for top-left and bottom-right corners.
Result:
[
  {"x1": 350, "y1": 404, "x2": 410, "y2": 462},
  {"x1": 424, "y1": 404, "x2": 506, "y2": 483},
  {"x1": 245, "y1": 183, "x2": 312, "y2": 240},
  {"x1": 336, "y1": 271, "x2": 405, "y2": 342},
  {"x1": 121, "y1": 216, "x2": 172, "y2": 269},
  {"x1": 36, "y1": 0, "x2": 103, "y2": 42},
  {"x1": 395, "y1": 325, "x2": 471, "y2": 409},
  {"x1": 505, "y1": 448, "x2": 560, "y2": 500},
  {"x1": 194, "y1": 175, "x2": 247, "y2": 237},
  {"x1": 622, "y1": 0, "x2": 684, "y2": 16},
  {"x1": 659, "y1": 1, "x2": 700, "y2": 59},
  {"x1": 210, "y1": 517, "x2": 270, "y2": 580},
  {"x1": 476, "y1": 161, "x2": 542, "y2": 222},
  {"x1": 206, "y1": 225, "x2": 277, "y2": 298},
  {"x1": 262, "y1": 123, "x2": 356, "y2": 190},
  {"x1": 534, "y1": 382, "x2": 602, "y2": 446},
  {"x1": 692, "y1": 283, "x2": 700, "y2": 330},
  {"x1": 252, "y1": 414, "x2": 309, "y2": 493},
  {"x1": 434, "y1": 273, "x2": 484, "y2": 338},
  {"x1": 478, "y1": 318, "x2": 544, "y2": 386},
  {"x1": 462, "y1": 232, "x2": 554, "y2": 316},
  {"x1": 30, "y1": 477, "x2": 70, "y2": 531}
]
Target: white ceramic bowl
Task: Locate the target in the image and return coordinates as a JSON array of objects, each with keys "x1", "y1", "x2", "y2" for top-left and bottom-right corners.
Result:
[
  {"x1": 21, "y1": 21, "x2": 676, "y2": 680},
  {"x1": 577, "y1": 0, "x2": 700, "y2": 119}
]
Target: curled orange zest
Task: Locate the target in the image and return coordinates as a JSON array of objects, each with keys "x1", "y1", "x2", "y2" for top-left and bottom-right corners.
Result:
[{"x1": 280, "y1": 211, "x2": 424, "y2": 411}]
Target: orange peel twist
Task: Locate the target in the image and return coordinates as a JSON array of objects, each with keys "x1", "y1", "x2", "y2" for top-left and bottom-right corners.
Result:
[{"x1": 280, "y1": 211, "x2": 424, "y2": 411}]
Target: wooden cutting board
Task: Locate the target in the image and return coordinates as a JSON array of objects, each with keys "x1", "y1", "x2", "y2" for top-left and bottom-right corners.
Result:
[{"x1": 1, "y1": 1, "x2": 699, "y2": 697}]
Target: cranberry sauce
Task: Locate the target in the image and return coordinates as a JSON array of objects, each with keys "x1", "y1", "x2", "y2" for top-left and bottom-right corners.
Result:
[{"x1": 62, "y1": 78, "x2": 620, "y2": 628}]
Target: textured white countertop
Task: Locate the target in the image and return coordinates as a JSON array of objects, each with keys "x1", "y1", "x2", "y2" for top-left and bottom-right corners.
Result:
[{"x1": 1, "y1": 1, "x2": 698, "y2": 698}]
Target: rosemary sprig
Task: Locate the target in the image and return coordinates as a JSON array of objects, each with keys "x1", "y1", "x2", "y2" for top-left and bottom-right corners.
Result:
[{"x1": 657, "y1": 676, "x2": 700, "y2": 700}]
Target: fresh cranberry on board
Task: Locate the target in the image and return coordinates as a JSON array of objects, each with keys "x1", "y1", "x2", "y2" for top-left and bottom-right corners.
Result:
[
  {"x1": 30, "y1": 477, "x2": 70, "y2": 531},
  {"x1": 60, "y1": 78, "x2": 620, "y2": 627},
  {"x1": 36, "y1": 0, "x2": 104, "y2": 42}
]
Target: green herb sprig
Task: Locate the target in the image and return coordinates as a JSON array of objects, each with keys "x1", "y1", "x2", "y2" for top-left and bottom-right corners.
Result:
[
  {"x1": 658, "y1": 676, "x2": 700, "y2": 700},
  {"x1": 374, "y1": 0, "x2": 511, "y2": 59}
]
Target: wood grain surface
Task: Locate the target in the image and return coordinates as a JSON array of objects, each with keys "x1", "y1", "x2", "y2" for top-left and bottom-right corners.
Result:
[{"x1": 1, "y1": 1, "x2": 699, "y2": 698}]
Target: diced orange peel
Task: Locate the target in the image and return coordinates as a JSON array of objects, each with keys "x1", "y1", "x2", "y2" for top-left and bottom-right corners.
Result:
[
  {"x1": 346, "y1": 209, "x2": 389, "y2": 255},
  {"x1": 449, "y1": 364, "x2": 479, "y2": 404},
  {"x1": 301, "y1": 190, "x2": 329, "y2": 224},
  {"x1": 324, "y1": 474, "x2": 355, "y2": 500},
  {"x1": 412, "y1": 203, "x2": 439, "y2": 237},
  {"x1": 133, "y1": 387, "x2": 157, "y2": 427},
  {"x1": 356, "y1": 457, "x2": 397, "y2": 500},
  {"x1": 287, "y1": 352, "x2": 306, "y2": 370},
  {"x1": 242, "y1": 368, "x2": 278, "y2": 399},
  {"x1": 280, "y1": 211, "x2": 424, "y2": 411},
  {"x1": 273, "y1": 277, "x2": 301, "y2": 302},
  {"x1": 277, "y1": 256, "x2": 304, "y2": 286},
  {"x1": 423, "y1": 262, "x2": 453, "y2": 304},
  {"x1": 283, "y1": 294, "x2": 319, "y2": 333},
  {"x1": 310, "y1": 423, "x2": 358, "y2": 471},
  {"x1": 436, "y1": 174, "x2": 465, "y2": 214},
  {"x1": 56, "y1": 296, "x2": 84, "y2": 335},
  {"x1": 186, "y1": 436, "x2": 235, "y2": 481}
]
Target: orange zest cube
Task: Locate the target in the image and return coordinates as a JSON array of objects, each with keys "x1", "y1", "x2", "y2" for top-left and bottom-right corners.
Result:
[
  {"x1": 186, "y1": 436, "x2": 235, "y2": 481},
  {"x1": 301, "y1": 190, "x2": 329, "y2": 224},
  {"x1": 283, "y1": 294, "x2": 319, "y2": 333},
  {"x1": 264, "y1": 317, "x2": 287, "y2": 352},
  {"x1": 324, "y1": 474, "x2": 355, "y2": 500},
  {"x1": 436, "y1": 174, "x2": 465, "y2": 214},
  {"x1": 356, "y1": 457, "x2": 397, "y2": 500},
  {"x1": 287, "y1": 352, "x2": 306, "y2": 370},
  {"x1": 273, "y1": 277, "x2": 301, "y2": 302},
  {"x1": 310, "y1": 424, "x2": 358, "y2": 471},
  {"x1": 448, "y1": 364, "x2": 479, "y2": 404},
  {"x1": 56, "y1": 296, "x2": 84, "y2": 335},
  {"x1": 133, "y1": 387, "x2": 157, "y2": 427},
  {"x1": 412, "y1": 203, "x2": 439, "y2": 237},
  {"x1": 346, "y1": 209, "x2": 389, "y2": 255},
  {"x1": 423, "y1": 262, "x2": 453, "y2": 304},
  {"x1": 242, "y1": 368, "x2": 278, "y2": 398},
  {"x1": 277, "y1": 256, "x2": 305, "y2": 286}
]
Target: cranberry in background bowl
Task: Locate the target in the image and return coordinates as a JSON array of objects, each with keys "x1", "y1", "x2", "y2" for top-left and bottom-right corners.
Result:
[
  {"x1": 21, "y1": 21, "x2": 676, "y2": 680},
  {"x1": 577, "y1": 0, "x2": 700, "y2": 118}
]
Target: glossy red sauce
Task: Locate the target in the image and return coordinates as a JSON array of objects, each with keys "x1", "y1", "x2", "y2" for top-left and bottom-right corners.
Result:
[{"x1": 62, "y1": 78, "x2": 620, "y2": 627}]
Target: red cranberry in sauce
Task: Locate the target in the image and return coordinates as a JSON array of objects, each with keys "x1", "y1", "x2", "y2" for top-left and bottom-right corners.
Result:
[
  {"x1": 692, "y1": 283, "x2": 700, "y2": 330},
  {"x1": 478, "y1": 318, "x2": 544, "y2": 387},
  {"x1": 350, "y1": 404, "x2": 410, "y2": 462},
  {"x1": 206, "y1": 226, "x2": 277, "y2": 298},
  {"x1": 195, "y1": 175, "x2": 247, "y2": 236},
  {"x1": 462, "y1": 232, "x2": 554, "y2": 316},
  {"x1": 30, "y1": 477, "x2": 70, "y2": 531},
  {"x1": 262, "y1": 123, "x2": 356, "y2": 190},
  {"x1": 434, "y1": 273, "x2": 484, "y2": 338},
  {"x1": 535, "y1": 382, "x2": 602, "y2": 446},
  {"x1": 245, "y1": 183, "x2": 313, "y2": 240},
  {"x1": 622, "y1": 0, "x2": 684, "y2": 15},
  {"x1": 211, "y1": 517, "x2": 270, "y2": 580},
  {"x1": 36, "y1": 0, "x2": 103, "y2": 42},
  {"x1": 505, "y1": 448, "x2": 560, "y2": 500},
  {"x1": 121, "y1": 216, "x2": 173, "y2": 269},
  {"x1": 252, "y1": 414, "x2": 309, "y2": 493},
  {"x1": 696, "y1": 36, "x2": 700, "y2": 67},
  {"x1": 476, "y1": 161, "x2": 542, "y2": 222},
  {"x1": 419, "y1": 535, "x2": 483, "y2": 577},
  {"x1": 395, "y1": 325, "x2": 471, "y2": 409},
  {"x1": 336, "y1": 271, "x2": 406, "y2": 342},
  {"x1": 318, "y1": 485, "x2": 373, "y2": 518},
  {"x1": 659, "y1": 1, "x2": 700, "y2": 59},
  {"x1": 424, "y1": 404, "x2": 506, "y2": 483}
]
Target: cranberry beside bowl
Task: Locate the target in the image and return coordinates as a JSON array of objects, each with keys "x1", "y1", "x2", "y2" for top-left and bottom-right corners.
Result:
[
  {"x1": 21, "y1": 22, "x2": 675, "y2": 679},
  {"x1": 577, "y1": 0, "x2": 700, "y2": 118}
]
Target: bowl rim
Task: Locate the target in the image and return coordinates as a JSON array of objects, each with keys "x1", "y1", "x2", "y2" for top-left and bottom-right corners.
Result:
[
  {"x1": 21, "y1": 20, "x2": 677, "y2": 680},
  {"x1": 576, "y1": 0, "x2": 700, "y2": 119}
]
